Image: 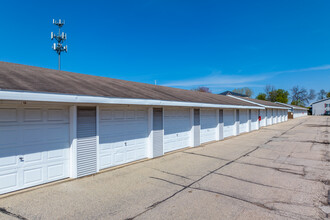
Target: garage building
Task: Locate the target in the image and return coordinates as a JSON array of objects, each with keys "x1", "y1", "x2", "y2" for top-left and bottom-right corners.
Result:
[
  {"x1": 225, "y1": 96, "x2": 289, "y2": 126},
  {"x1": 0, "y1": 62, "x2": 289, "y2": 195},
  {"x1": 310, "y1": 98, "x2": 330, "y2": 116},
  {"x1": 275, "y1": 102, "x2": 308, "y2": 118}
]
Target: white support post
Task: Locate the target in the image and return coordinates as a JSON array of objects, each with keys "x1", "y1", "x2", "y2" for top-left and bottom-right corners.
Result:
[
  {"x1": 216, "y1": 109, "x2": 220, "y2": 141},
  {"x1": 96, "y1": 106, "x2": 100, "y2": 172},
  {"x1": 190, "y1": 108, "x2": 194, "y2": 147},
  {"x1": 248, "y1": 110, "x2": 251, "y2": 132},
  {"x1": 234, "y1": 109, "x2": 239, "y2": 136},
  {"x1": 69, "y1": 105, "x2": 77, "y2": 178},
  {"x1": 147, "y1": 107, "x2": 154, "y2": 158},
  {"x1": 219, "y1": 109, "x2": 224, "y2": 140},
  {"x1": 271, "y1": 109, "x2": 273, "y2": 125}
]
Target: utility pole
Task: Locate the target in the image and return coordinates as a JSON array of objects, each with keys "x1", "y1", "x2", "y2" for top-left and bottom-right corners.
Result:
[{"x1": 51, "y1": 19, "x2": 68, "y2": 70}]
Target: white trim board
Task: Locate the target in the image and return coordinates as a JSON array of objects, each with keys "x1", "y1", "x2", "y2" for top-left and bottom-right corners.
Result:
[
  {"x1": 228, "y1": 95, "x2": 290, "y2": 110},
  {"x1": 0, "y1": 90, "x2": 264, "y2": 110}
]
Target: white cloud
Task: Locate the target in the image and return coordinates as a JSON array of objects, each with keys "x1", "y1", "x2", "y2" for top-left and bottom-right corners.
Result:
[
  {"x1": 163, "y1": 73, "x2": 271, "y2": 87},
  {"x1": 162, "y1": 65, "x2": 330, "y2": 88}
]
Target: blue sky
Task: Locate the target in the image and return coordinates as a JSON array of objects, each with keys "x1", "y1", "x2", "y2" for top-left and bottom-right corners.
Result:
[{"x1": 0, "y1": 0, "x2": 329, "y2": 99}]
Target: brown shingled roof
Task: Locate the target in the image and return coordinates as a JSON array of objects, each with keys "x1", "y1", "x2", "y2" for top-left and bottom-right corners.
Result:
[{"x1": 0, "y1": 62, "x2": 259, "y2": 107}]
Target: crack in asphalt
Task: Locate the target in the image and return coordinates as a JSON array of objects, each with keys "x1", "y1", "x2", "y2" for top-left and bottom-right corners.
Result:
[
  {"x1": 125, "y1": 121, "x2": 307, "y2": 220},
  {"x1": 182, "y1": 151, "x2": 230, "y2": 161},
  {"x1": 151, "y1": 168, "x2": 193, "y2": 180},
  {"x1": 125, "y1": 145, "x2": 261, "y2": 220},
  {"x1": 149, "y1": 175, "x2": 320, "y2": 220},
  {"x1": 212, "y1": 172, "x2": 307, "y2": 193},
  {"x1": 0, "y1": 207, "x2": 27, "y2": 220}
]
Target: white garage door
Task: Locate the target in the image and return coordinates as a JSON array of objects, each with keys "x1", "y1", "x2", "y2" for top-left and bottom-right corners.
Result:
[
  {"x1": 251, "y1": 110, "x2": 258, "y2": 130},
  {"x1": 260, "y1": 110, "x2": 266, "y2": 127},
  {"x1": 223, "y1": 109, "x2": 235, "y2": 138},
  {"x1": 273, "y1": 109, "x2": 278, "y2": 124},
  {"x1": 0, "y1": 106, "x2": 70, "y2": 195},
  {"x1": 267, "y1": 109, "x2": 272, "y2": 126},
  {"x1": 200, "y1": 109, "x2": 217, "y2": 144},
  {"x1": 164, "y1": 108, "x2": 191, "y2": 153},
  {"x1": 99, "y1": 107, "x2": 148, "y2": 169},
  {"x1": 239, "y1": 109, "x2": 248, "y2": 133}
]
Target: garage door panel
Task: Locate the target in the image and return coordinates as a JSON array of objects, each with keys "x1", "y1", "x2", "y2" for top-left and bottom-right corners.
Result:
[
  {"x1": 100, "y1": 154, "x2": 111, "y2": 167},
  {"x1": 200, "y1": 109, "x2": 217, "y2": 144},
  {"x1": 24, "y1": 151, "x2": 43, "y2": 164},
  {"x1": 224, "y1": 110, "x2": 235, "y2": 138},
  {"x1": 47, "y1": 163, "x2": 65, "y2": 180},
  {"x1": 0, "y1": 127, "x2": 19, "y2": 147},
  {"x1": 251, "y1": 110, "x2": 258, "y2": 130},
  {"x1": 99, "y1": 107, "x2": 148, "y2": 169},
  {"x1": 239, "y1": 110, "x2": 248, "y2": 133},
  {"x1": 22, "y1": 127, "x2": 46, "y2": 144},
  {"x1": 164, "y1": 108, "x2": 191, "y2": 153},
  {"x1": 46, "y1": 125, "x2": 69, "y2": 142},
  {"x1": 47, "y1": 148, "x2": 67, "y2": 160},
  {"x1": 267, "y1": 110, "x2": 272, "y2": 125},
  {"x1": 0, "y1": 171, "x2": 18, "y2": 191},
  {"x1": 23, "y1": 167, "x2": 43, "y2": 185},
  {"x1": 47, "y1": 109, "x2": 68, "y2": 122},
  {"x1": 23, "y1": 108, "x2": 43, "y2": 122},
  {"x1": 0, "y1": 153, "x2": 18, "y2": 169},
  {"x1": 0, "y1": 105, "x2": 70, "y2": 195},
  {"x1": 0, "y1": 108, "x2": 17, "y2": 122}
]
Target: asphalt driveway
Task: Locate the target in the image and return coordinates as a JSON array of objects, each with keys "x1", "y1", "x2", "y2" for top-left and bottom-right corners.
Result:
[{"x1": 0, "y1": 116, "x2": 329, "y2": 220}]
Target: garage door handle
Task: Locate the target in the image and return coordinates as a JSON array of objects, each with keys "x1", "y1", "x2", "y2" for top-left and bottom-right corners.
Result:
[{"x1": 19, "y1": 157, "x2": 24, "y2": 162}]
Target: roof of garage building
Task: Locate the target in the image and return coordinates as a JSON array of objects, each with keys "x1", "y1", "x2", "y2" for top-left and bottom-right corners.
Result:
[
  {"x1": 227, "y1": 95, "x2": 290, "y2": 109},
  {"x1": 274, "y1": 102, "x2": 308, "y2": 110},
  {"x1": 310, "y1": 98, "x2": 330, "y2": 105},
  {"x1": 0, "y1": 62, "x2": 261, "y2": 108}
]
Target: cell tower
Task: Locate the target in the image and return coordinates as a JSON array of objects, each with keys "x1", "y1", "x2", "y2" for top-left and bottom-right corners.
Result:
[{"x1": 51, "y1": 19, "x2": 68, "y2": 70}]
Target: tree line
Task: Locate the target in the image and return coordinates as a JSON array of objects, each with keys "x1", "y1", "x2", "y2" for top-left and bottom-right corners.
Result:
[{"x1": 191, "y1": 86, "x2": 330, "y2": 107}]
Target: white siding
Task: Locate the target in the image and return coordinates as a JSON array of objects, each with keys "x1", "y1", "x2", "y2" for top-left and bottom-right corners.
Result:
[
  {"x1": 251, "y1": 109, "x2": 258, "y2": 130},
  {"x1": 223, "y1": 109, "x2": 235, "y2": 138},
  {"x1": 239, "y1": 109, "x2": 248, "y2": 133},
  {"x1": 99, "y1": 106, "x2": 148, "y2": 169},
  {"x1": 260, "y1": 109, "x2": 266, "y2": 127},
  {"x1": 0, "y1": 105, "x2": 70, "y2": 195},
  {"x1": 313, "y1": 100, "x2": 330, "y2": 115},
  {"x1": 200, "y1": 109, "x2": 217, "y2": 144},
  {"x1": 267, "y1": 109, "x2": 272, "y2": 126},
  {"x1": 273, "y1": 109, "x2": 277, "y2": 124},
  {"x1": 293, "y1": 109, "x2": 308, "y2": 118},
  {"x1": 164, "y1": 108, "x2": 191, "y2": 153}
]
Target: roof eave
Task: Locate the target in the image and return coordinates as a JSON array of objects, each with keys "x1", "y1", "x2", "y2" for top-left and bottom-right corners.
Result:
[
  {"x1": 228, "y1": 95, "x2": 289, "y2": 110},
  {"x1": 0, "y1": 90, "x2": 264, "y2": 109}
]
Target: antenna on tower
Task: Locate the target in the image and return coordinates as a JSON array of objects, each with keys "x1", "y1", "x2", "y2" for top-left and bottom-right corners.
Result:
[{"x1": 51, "y1": 19, "x2": 68, "y2": 70}]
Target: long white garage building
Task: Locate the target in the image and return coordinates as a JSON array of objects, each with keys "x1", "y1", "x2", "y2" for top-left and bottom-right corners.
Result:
[
  {"x1": 275, "y1": 102, "x2": 308, "y2": 118},
  {"x1": 0, "y1": 62, "x2": 289, "y2": 194},
  {"x1": 226, "y1": 96, "x2": 290, "y2": 127}
]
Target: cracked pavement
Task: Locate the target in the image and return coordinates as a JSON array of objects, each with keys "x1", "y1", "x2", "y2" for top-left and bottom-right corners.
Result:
[{"x1": 0, "y1": 116, "x2": 329, "y2": 220}]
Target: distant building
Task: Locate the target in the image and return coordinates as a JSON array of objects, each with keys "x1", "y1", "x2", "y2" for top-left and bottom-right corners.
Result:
[
  {"x1": 275, "y1": 102, "x2": 308, "y2": 119},
  {"x1": 219, "y1": 91, "x2": 248, "y2": 97},
  {"x1": 311, "y1": 98, "x2": 330, "y2": 115}
]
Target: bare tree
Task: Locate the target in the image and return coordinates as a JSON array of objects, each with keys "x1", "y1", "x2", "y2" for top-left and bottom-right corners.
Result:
[
  {"x1": 232, "y1": 87, "x2": 253, "y2": 97},
  {"x1": 317, "y1": 89, "x2": 327, "y2": 100},
  {"x1": 308, "y1": 89, "x2": 316, "y2": 101},
  {"x1": 290, "y1": 86, "x2": 314, "y2": 106},
  {"x1": 191, "y1": 86, "x2": 212, "y2": 93}
]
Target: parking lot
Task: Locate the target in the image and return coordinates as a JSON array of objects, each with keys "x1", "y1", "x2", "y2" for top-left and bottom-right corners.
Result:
[{"x1": 0, "y1": 116, "x2": 329, "y2": 220}]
